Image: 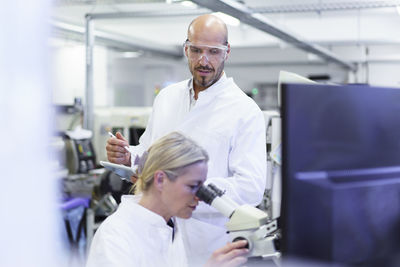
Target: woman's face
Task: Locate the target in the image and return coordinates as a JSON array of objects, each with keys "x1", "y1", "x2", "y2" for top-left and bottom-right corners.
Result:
[{"x1": 161, "y1": 161, "x2": 208, "y2": 219}]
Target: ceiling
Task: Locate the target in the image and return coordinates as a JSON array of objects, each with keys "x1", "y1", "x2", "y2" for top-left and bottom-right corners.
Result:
[
  {"x1": 51, "y1": 0, "x2": 400, "y2": 68},
  {"x1": 51, "y1": 0, "x2": 400, "y2": 46}
]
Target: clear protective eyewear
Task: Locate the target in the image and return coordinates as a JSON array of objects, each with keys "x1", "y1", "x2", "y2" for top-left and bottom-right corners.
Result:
[{"x1": 184, "y1": 40, "x2": 228, "y2": 62}]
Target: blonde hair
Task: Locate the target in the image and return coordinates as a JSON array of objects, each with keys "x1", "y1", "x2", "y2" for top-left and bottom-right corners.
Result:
[{"x1": 133, "y1": 132, "x2": 208, "y2": 194}]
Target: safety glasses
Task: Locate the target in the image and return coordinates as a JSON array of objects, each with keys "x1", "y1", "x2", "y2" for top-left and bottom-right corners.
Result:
[{"x1": 184, "y1": 40, "x2": 228, "y2": 62}]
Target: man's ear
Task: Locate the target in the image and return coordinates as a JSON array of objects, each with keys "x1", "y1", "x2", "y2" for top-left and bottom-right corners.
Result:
[
  {"x1": 153, "y1": 170, "x2": 165, "y2": 191},
  {"x1": 184, "y1": 45, "x2": 189, "y2": 58},
  {"x1": 224, "y1": 43, "x2": 231, "y2": 61}
]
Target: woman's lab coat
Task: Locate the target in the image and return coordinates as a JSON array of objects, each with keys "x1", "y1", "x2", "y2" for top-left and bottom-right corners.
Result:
[
  {"x1": 130, "y1": 73, "x2": 267, "y2": 265},
  {"x1": 86, "y1": 195, "x2": 187, "y2": 267}
]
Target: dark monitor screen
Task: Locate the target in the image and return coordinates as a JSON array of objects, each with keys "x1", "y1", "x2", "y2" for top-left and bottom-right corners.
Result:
[{"x1": 281, "y1": 83, "x2": 400, "y2": 266}]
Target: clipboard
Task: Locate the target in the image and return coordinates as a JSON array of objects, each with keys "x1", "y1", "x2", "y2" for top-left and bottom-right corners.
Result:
[{"x1": 100, "y1": 161, "x2": 134, "y2": 181}]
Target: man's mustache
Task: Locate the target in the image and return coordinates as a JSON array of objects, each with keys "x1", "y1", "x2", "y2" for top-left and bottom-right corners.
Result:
[{"x1": 196, "y1": 66, "x2": 214, "y2": 71}]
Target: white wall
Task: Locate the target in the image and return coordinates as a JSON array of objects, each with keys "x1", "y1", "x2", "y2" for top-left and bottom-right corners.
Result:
[
  {"x1": 111, "y1": 56, "x2": 189, "y2": 106},
  {"x1": 50, "y1": 40, "x2": 400, "y2": 109},
  {"x1": 367, "y1": 45, "x2": 400, "y2": 87},
  {"x1": 50, "y1": 40, "x2": 111, "y2": 106},
  {"x1": 368, "y1": 62, "x2": 400, "y2": 87}
]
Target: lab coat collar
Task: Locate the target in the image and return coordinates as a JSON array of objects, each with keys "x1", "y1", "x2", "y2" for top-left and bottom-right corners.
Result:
[{"x1": 120, "y1": 195, "x2": 172, "y2": 229}]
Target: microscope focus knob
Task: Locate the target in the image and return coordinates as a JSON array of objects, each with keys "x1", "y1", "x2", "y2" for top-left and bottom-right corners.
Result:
[{"x1": 232, "y1": 237, "x2": 250, "y2": 250}]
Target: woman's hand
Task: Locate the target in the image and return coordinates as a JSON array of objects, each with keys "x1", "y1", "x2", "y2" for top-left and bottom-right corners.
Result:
[{"x1": 204, "y1": 240, "x2": 249, "y2": 267}]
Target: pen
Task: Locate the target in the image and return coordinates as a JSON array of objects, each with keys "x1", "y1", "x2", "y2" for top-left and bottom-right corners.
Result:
[{"x1": 108, "y1": 132, "x2": 131, "y2": 153}]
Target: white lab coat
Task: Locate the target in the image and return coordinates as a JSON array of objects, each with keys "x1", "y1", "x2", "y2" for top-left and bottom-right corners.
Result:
[
  {"x1": 130, "y1": 73, "x2": 267, "y2": 265},
  {"x1": 86, "y1": 195, "x2": 187, "y2": 267}
]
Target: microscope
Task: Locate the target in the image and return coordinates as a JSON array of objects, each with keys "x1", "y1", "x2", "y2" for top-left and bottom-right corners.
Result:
[{"x1": 196, "y1": 183, "x2": 281, "y2": 263}]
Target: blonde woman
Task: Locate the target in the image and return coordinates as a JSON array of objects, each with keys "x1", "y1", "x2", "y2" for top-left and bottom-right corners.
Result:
[{"x1": 87, "y1": 132, "x2": 248, "y2": 267}]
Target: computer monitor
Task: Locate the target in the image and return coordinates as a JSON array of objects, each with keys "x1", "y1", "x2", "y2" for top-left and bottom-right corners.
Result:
[
  {"x1": 281, "y1": 83, "x2": 400, "y2": 266},
  {"x1": 277, "y1": 70, "x2": 316, "y2": 107}
]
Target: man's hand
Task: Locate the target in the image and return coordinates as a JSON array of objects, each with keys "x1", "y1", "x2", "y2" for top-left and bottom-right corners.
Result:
[
  {"x1": 106, "y1": 132, "x2": 131, "y2": 166},
  {"x1": 204, "y1": 240, "x2": 248, "y2": 267}
]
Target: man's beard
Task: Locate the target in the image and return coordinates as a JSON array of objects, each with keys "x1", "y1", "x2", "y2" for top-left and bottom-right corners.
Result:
[{"x1": 193, "y1": 61, "x2": 224, "y2": 88}]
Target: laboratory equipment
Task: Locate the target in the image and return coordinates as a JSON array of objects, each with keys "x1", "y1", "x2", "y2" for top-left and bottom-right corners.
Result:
[
  {"x1": 196, "y1": 183, "x2": 280, "y2": 263},
  {"x1": 262, "y1": 110, "x2": 281, "y2": 220},
  {"x1": 53, "y1": 98, "x2": 83, "y2": 135},
  {"x1": 64, "y1": 127, "x2": 97, "y2": 174},
  {"x1": 277, "y1": 70, "x2": 316, "y2": 107},
  {"x1": 281, "y1": 83, "x2": 400, "y2": 265},
  {"x1": 93, "y1": 107, "x2": 151, "y2": 164},
  {"x1": 53, "y1": 99, "x2": 97, "y2": 174},
  {"x1": 261, "y1": 71, "x2": 316, "y2": 220}
]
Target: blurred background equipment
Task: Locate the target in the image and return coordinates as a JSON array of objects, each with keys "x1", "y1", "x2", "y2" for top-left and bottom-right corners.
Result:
[
  {"x1": 64, "y1": 127, "x2": 96, "y2": 174},
  {"x1": 93, "y1": 107, "x2": 151, "y2": 164}
]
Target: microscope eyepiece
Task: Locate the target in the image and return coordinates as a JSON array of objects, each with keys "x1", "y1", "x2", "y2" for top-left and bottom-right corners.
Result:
[
  {"x1": 195, "y1": 184, "x2": 220, "y2": 205},
  {"x1": 208, "y1": 183, "x2": 224, "y2": 196},
  {"x1": 196, "y1": 184, "x2": 236, "y2": 218}
]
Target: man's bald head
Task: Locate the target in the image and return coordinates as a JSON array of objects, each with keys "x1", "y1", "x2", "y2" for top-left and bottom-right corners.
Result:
[{"x1": 187, "y1": 14, "x2": 228, "y2": 45}]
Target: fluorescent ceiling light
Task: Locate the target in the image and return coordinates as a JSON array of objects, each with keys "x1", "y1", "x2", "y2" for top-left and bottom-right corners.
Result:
[
  {"x1": 397, "y1": 5, "x2": 400, "y2": 15},
  {"x1": 213, "y1": 12, "x2": 240, "y2": 27},
  {"x1": 181, "y1": 1, "x2": 197, "y2": 8},
  {"x1": 122, "y1": 51, "x2": 143, "y2": 58}
]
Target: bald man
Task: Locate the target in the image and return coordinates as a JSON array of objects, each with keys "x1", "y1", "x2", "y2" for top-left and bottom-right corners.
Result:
[{"x1": 106, "y1": 14, "x2": 267, "y2": 265}]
